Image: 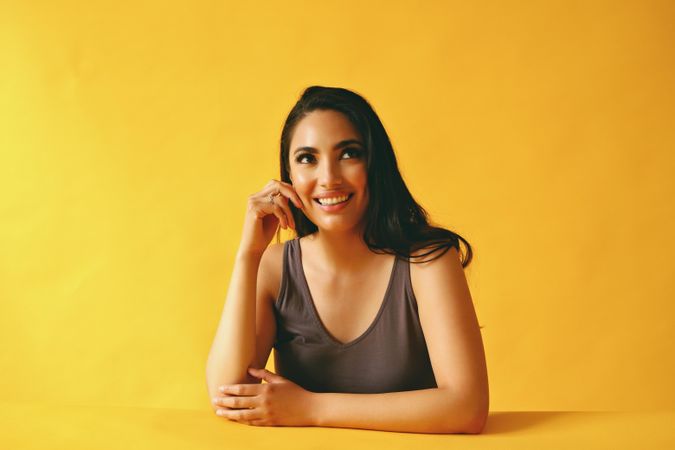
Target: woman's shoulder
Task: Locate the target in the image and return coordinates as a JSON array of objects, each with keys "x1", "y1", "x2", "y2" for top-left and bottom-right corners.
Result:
[
  {"x1": 408, "y1": 243, "x2": 463, "y2": 300},
  {"x1": 260, "y1": 235, "x2": 311, "y2": 274},
  {"x1": 408, "y1": 243, "x2": 462, "y2": 283}
]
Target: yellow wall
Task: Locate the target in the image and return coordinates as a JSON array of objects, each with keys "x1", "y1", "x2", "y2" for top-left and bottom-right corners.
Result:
[{"x1": 1, "y1": 0, "x2": 673, "y2": 411}]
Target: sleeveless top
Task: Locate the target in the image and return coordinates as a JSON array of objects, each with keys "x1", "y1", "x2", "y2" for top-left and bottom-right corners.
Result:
[{"x1": 272, "y1": 237, "x2": 438, "y2": 393}]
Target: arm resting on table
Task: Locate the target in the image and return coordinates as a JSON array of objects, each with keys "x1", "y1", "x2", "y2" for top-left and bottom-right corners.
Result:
[{"x1": 310, "y1": 386, "x2": 487, "y2": 434}]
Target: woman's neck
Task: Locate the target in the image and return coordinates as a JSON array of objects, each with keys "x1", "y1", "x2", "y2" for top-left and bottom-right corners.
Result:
[{"x1": 303, "y1": 228, "x2": 380, "y2": 276}]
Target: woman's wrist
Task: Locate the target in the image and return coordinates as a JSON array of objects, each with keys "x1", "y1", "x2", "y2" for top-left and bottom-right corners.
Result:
[{"x1": 306, "y1": 391, "x2": 323, "y2": 427}]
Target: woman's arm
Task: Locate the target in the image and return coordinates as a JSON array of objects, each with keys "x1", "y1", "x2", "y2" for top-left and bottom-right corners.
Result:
[
  {"x1": 307, "y1": 245, "x2": 489, "y2": 434},
  {"x1": 206, "y1": 180, "x2": 303, "y2": 412},
  {"x1": 205, "y1": 249, "x2": 262, "y2": 404},
  {"x1": 310, "y1": 386, "x2": 483, "y2": 434}
]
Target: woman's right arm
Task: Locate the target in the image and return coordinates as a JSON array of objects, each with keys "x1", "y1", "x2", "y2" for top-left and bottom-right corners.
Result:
[
  {"x1": 204, "y1": 180, "x2": 304, "y2": 408},
  {"x1": 205, "y1": 248, "x2": 263, "y2": 404}
]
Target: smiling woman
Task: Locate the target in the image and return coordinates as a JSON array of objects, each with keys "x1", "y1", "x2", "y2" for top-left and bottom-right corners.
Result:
[
  {"x1": 205, "y1": 86, "x2": 487, "y2": 434},
  {"x1": 278, "y1": 87, "x2": 472, "y2": 268}
]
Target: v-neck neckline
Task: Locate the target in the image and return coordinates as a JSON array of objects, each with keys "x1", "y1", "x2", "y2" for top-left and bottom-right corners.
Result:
[{"x1": 294, "y1": 237, "x2": 398, "y2": 348}]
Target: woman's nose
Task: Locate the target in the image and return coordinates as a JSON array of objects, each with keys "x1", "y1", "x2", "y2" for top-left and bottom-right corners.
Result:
[{"x1": 318, "y1": 159, "x2": 343, "y2": 186}]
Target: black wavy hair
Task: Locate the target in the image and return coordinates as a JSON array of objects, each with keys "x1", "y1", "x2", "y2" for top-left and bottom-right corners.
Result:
[{"x1": 277, "y1": 85, "x2": 473, "y2": 268}]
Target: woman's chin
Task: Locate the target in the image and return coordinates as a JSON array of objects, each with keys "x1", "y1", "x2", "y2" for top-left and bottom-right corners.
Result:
[
  {"x1": 303, "y1": 208, "x2": 367, "y2": 233},
  {"x1": 315, "y1": 220, "x2": 363, "y2": 234}
]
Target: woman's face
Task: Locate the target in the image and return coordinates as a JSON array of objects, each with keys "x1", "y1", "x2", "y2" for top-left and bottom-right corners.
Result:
[{"x1": 289, "y1": 109, "x2": 369, "y2": 234}]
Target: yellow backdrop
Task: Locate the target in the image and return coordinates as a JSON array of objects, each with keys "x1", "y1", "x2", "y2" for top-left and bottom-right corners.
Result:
[{"x1": 1, "y1": 0, "x2": 673, "y2": 417}]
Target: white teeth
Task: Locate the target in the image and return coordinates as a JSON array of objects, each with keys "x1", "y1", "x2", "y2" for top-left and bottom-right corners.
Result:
[{"x1": 317, "y1": 195, "x2": 349, "y2": 205}]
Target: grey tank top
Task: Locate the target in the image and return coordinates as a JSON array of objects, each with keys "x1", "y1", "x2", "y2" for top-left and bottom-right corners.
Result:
[{"x1": 272, "y1": 237, "x2": 438, "y2": 393}]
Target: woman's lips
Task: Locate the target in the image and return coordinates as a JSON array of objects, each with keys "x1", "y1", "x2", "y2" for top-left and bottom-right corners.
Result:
[{"x1": 313, "y1": 193, "x2": 353, "y2": 212}]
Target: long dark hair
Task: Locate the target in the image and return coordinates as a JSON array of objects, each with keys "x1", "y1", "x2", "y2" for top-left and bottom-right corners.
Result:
[{"x1": 277, "y1": 85, "x2": 473, "y2": 268}]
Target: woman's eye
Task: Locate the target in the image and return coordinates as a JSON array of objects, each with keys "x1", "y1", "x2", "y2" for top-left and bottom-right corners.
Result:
[
  {"x1": 342, "y1": 148, "x2": 362, "y2": 159},
  {"x1": 295, "y1": 154, "x2": 314, "y2": 164},
  {"x1": 295, "y1": 148, "x2": 362, "y2": 164}
]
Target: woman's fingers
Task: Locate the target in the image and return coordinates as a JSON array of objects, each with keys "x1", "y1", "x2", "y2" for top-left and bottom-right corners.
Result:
[
  {"x1": 270, "y1": 180, "x2": 304, "y2": 210},
  {"x1": 271, "y1": 203, "x2": 289, "y2": 229},
  {"x1": 273, "y1": 197, "x2": 295, "y2": 230},
  {"x1": 247, "y1": 179, "x2": 304, "y2": 231},
  {"x1": 215, "y1": 394, "x2": 257, "y2": 410},
  {"x1": 216, "y1": 407, "x2": 259, "y2": 422},
  {"x1": 264, "y1": 181, "x2": 301, "y2": 230},
  {"x1": 241, "y1": 179, "x2": 303, "y2": 255},
  {"x1": 215, "y1": 394, "x2": 260, "y2": 421}
]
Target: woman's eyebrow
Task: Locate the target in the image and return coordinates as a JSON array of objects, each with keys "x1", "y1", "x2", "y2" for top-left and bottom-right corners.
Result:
[{"x1": 293, "y1": 139, "x2": 363, "y2": 155}]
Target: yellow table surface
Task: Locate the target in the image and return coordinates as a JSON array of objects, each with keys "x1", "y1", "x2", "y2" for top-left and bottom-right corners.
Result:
[{"x1": 1, "y1": 402, "x2": 673, "y2": 449}]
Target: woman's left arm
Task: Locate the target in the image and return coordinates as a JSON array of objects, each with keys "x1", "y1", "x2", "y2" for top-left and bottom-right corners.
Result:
[
  {"x1": 310, "y1": 385, "x2": 480, "y2": 434},
  {"x1": 312, "y1": 245, "x2": 488, "y2": 434}
]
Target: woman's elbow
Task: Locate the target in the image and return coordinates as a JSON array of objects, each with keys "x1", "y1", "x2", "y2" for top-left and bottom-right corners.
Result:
[
  {"x1": 456, "y1": 392, "x2": 489, "y2": 434},
  {"x1": 463, "y1": 400, "x2": 489, "y2": 434},
  {"x1": 464, "y1": 412, "x2": 488, "y2": 434}
]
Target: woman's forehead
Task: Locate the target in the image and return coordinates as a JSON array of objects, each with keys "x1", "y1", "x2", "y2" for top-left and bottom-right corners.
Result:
[{"x1": 291, "y1": 110, "x2": 362, "y2": 148}]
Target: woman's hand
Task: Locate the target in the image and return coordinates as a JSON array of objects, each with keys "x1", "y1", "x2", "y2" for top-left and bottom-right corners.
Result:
[
  {"x1": 212, "y1": 367, "x2": 316, "y2": 427},
  {"x1": 239, "y1": 179, "x2": 305, "y2": 257}
]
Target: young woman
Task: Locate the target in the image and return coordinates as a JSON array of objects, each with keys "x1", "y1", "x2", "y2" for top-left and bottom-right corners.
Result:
[{"x1": 206, "y1": 86, "x2": 488, "y2": 434}]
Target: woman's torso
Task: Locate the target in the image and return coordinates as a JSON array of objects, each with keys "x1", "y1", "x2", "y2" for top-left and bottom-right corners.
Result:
[
  {"x1": 293, "y1": 235, "x2": 397, "y2": 345},
  {"x1": 269, "y1": 236, "x2": 438, "y2": 393}
]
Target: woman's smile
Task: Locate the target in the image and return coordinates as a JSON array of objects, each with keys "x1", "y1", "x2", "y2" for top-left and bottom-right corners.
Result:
[{"x1": 314, "y1": 193, "x2": 354, "y2": 212}]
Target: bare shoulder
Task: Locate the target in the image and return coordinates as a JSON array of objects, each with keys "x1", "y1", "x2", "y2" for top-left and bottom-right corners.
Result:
[
  {"x1": 258, "y1": 241, "x2": 286, "y2": 304},
  {"x1": 409, "y1": 243, "x2": 462, "y2": 272},
  {"x1": 409, "y1": 244, "x2": 465, "y2": 297}
]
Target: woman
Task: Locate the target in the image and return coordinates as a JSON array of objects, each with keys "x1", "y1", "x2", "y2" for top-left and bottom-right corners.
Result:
[{"x1": 206, "y1": 86, "x2": 488, "y2": 434}]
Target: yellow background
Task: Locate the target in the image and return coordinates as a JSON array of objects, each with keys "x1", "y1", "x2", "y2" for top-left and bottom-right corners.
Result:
[{"x1": 1, "y1": 0, "x2": 673, "y2": 417}]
